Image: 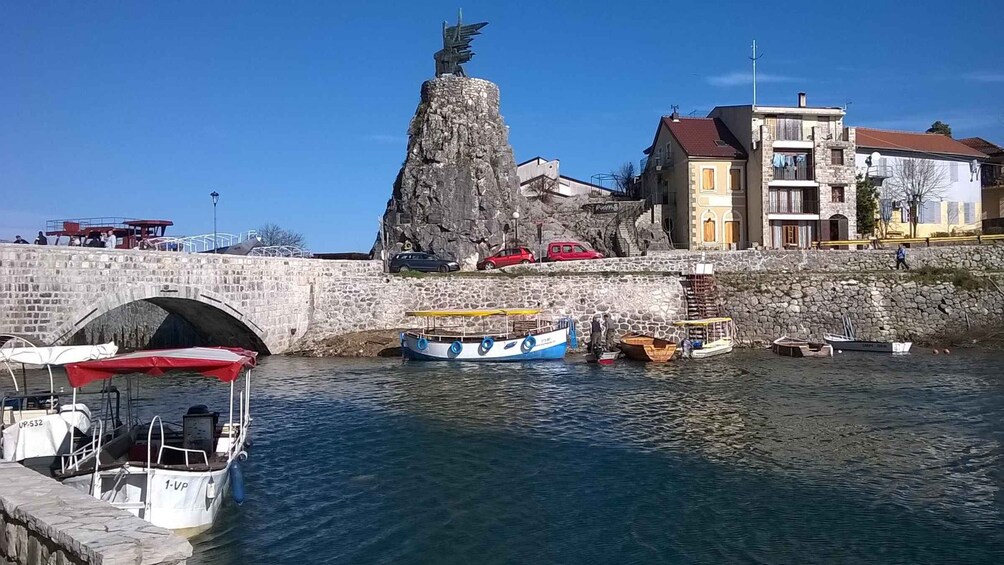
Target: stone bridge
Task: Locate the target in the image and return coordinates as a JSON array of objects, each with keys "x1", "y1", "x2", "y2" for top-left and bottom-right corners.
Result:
[{"x1": 0, "y1": 245, "x2": 361, "y2": 354}]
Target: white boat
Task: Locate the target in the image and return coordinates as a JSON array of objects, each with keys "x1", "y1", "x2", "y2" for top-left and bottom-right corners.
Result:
[
  {"x1": 402, "y1": 309, "x2": 574, "y2": 361},
  {"x1": 1, "y1": 337, "x2": 118, "y2": 475},
  {"x1": 674, "y1": 317, "x2": 735, "y2": 359},
  {"x1": 823, "y1": 333, "x2": 912, "y2": 354},
  {"x1": 55, "y1": 347, "x2": 256, "y2": 535},
  {"x1": 824, "y1": 316, "x2": 911, "y2": 354}
]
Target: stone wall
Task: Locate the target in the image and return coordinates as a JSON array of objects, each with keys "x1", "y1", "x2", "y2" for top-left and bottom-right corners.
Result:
[
  {"x1": 717, "y1": 272, "x2": 1004, "y2": 345},
  {"x1": 502, "y1": 245, "x2": 1004, "y2": 274},
  {"x1": 0, "y1": 461, "x2": 191, "y2": 565},
  {"x1": 302, "y1": 271, "x2": 687, "y2": 348}
]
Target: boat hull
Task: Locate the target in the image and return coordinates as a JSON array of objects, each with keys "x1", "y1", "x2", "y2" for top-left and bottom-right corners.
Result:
[
  {"x1": 824, "y1": 334, "x2": 912, "y2": 353},
  {"x1": 403, "y1": 327, "x2": 568, "y2": 361},
  {"x1": 771, "y1": 337, "x2": 833, "y2": 358},
  {"x1": 618, "y1": 334, "x2": 677, "y2": 363},
  {"x1": 63, "y1": 463, "x2": 233, "y2": 535},
  {"x1": 689, "y1": 338, "x2": 734, "y2": 359}
]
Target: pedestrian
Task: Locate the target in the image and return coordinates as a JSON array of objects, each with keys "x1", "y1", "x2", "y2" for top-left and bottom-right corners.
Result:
[
  {"x1": 34, "y1": 231, "x2": 48, "y2": 245},
  {"x1": 86, "y1": 233, "x2": 103, "y2": 247},
  {"x1": 895, "y1": 244, "x2": 909, "y2": 270},
  {"x1": 68, "y1": 235, "x2": 79, "y2": 246},
  {"x1": 13, "y1": 234, "x2": 29, "y2": 244},
  {"x1": 104, "y1": 230, "x2": 117, "y2": 249}
]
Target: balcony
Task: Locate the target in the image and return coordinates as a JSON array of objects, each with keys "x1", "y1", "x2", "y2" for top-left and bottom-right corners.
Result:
[
  {"x1": 772, "y1": 163, "x2": 813, "y2": 181},
  {"x1": 768, "y1": 189, "x2": 819, "y2": 215}
]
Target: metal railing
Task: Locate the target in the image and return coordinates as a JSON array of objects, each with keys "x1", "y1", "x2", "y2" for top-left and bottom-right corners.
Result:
[
  {"x1": 248, "y1": 245, "x2": 311, "y2": 258},
  {"x1": 45, "y1": 217, "x2": 137, "y2": 233},
  {"x1": 768, "y1": 190, "x2": 819, "y2": 214},
  {"x1": 146, "y1": 230, "x2": 259, "y2": 253},
  {"x1": 816, "y1": 233, "x2": 1004, "y2": 248},
  {"x1": 772, "y1": 164, "x2": 813, "y2": 181}
]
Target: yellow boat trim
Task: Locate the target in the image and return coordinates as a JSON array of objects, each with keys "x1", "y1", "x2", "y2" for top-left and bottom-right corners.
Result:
[
  {"x1": 673, "y1": 317, "x2": 733, "y2": 325},
  {"x1": 405, "y1": 309, "x2": 541, "y2": 318}
]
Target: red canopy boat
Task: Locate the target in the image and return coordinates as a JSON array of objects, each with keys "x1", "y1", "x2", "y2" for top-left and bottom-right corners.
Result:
[{"x1": 64, "y1": 347, "x2": 257, "y2": 388}]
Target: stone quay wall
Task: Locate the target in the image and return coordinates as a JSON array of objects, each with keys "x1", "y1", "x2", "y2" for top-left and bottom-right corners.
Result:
[
  {"x1": 302, "y1": 271, "x2": 688, "y2": 348},
  {"x1": 5, "y1": 244, "x2": 1004, "y2": 353},
  {"x1": 717, "y1": 272, "x2": 1004, "y2": 346},
  {"x1": 0, "y1": 461, "x2": 192, "y2": 565},
  {"x1": 503, "y1": 245, "x2": 1004, "y2": 274}
]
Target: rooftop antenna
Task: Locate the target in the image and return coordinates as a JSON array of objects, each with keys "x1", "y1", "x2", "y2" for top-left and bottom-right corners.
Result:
[{"x1": 750, "y1": 40, "x2": 763, "y2": 107}]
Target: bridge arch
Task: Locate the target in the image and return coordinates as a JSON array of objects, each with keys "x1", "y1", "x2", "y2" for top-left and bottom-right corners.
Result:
[{"x1": 50, "y1": 285, "x2": 270, "y2": 354}]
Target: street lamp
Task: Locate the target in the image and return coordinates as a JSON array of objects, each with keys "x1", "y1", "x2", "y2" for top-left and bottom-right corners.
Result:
[
  {"x1": 512, "y1": 210, "x2": 520, "y2": 245},
  {"x1": 210, "y1": 191, "x2": 220, "y2": 253}
]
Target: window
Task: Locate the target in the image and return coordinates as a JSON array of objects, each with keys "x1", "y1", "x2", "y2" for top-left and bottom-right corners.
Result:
[
  {"x1": 831, "y1": 185, "x2": 845, "y2": 203},
  {"x1": 947, "y1": 202, "x2": 960, "y2": 224},
  {"x1": 919, "y1": 201, "x2": 941, "y2": 224},
  {"x1": 573, "y1": 245, "x2": 586, "y2": 252},
  {"x1": 950, "y1": 162, "x2": 959, "y2": 182},
  {"x1": 729, "y1": 167, "x2": 742, "y2": 192},
  {"x1": 701, "y1": 167, "x2": 715, "y2": 191},
  {"x1": 830, "y1": 149, "x2": 844, "y2": 165},
  {"x1": 703, "y1": 218, "x2": 716, "y2": 242},
  {"x1": 665, "y1": 143, "x2": 673, "y2": 165},
  {"x1": 550, "y1": 245, "x2": 560, "y2": 254},
  {"x1": 724, "y1": 221, "x2": 740, "y2": 245},
  {"x1": 562, "y1": 245, "x2": 572, "y2": 253},
  {"x1": 783, "y1": 225, "x2": 799, "y2": 246},
  {"x1": 964, "y1": 202, "x2": 976, "y2": 224}
]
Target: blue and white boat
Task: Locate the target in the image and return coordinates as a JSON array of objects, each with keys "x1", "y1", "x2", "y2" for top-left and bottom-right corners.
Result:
[{"x1": 402, "y1": 309, "x2": 575, "y2": 361}]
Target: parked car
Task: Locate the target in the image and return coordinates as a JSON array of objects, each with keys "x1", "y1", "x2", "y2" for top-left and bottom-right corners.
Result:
[
  {"x1": 477, "y1": 247, "x2": 535, "y2": 270},
  {"x1": 545, "y1": 241, "x2": 604, "y2": 262},
  {"x1": 389, "y1": 252, "x2": 460, "y2": 273}
]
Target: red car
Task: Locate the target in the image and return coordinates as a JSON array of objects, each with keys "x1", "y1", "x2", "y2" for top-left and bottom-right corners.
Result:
[
  {"x1": 477, "y1": 247, "x2": 535, "y2": 270},
  {"x1": 546, "y1": 241, "x2": 604, "y2": 262}
]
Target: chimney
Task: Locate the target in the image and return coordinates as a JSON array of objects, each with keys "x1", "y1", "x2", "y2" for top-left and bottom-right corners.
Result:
[
  {"x1": 671, "y1": 109, "x2": 680, "y2": 122},
  {"x1": 797, "y1": 92, "x2": 807, "y2": 108}
]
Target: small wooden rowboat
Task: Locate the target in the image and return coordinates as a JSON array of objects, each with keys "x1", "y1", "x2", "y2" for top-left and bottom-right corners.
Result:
[
  {"x1": 771, "y1": 336, "x2": 833, "y2": 358},
  {"x1": 618, "y1": 334, "x2": 678, "y2": 363}
]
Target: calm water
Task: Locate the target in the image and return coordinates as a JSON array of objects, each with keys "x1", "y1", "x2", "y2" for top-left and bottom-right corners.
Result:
[{"x1": 78, "y1": 351, "x2": 1004, "y2": 563}]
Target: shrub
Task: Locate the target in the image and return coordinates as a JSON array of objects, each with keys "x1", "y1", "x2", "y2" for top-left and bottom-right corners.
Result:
[{"x1": 908, "y1": 266, "x2": 985, "y2": 290}]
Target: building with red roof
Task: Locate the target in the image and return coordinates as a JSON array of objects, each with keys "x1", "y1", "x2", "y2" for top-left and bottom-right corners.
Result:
[
  {"x1": 855, "y1": 128, "x2": 988, "y2": 238},
  {"x1": 639, "y1": 112, "x2": 747, "y2": 249},
  {"x1": 959, "y1": 137, "x2": 1004, "y2": 227}
]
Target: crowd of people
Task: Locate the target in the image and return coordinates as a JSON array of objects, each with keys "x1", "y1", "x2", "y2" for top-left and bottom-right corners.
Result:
[{"x1": 11, "y1": 230, "x2": 120, "y2": 248}]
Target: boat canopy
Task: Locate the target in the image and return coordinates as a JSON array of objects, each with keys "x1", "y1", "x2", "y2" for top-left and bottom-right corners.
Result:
[
  {"x1": 673, "y1": 317, "x2": 733, "y2": 326},
  {"x1": 64, "y1": 347, "x2": 258, "y2": 388},
  {"x1": 405, "y1": 309, "x2": 541, "y2": 318},
  {"x1": 0, "y1": 343, "x2": 118, "y2": 366}
]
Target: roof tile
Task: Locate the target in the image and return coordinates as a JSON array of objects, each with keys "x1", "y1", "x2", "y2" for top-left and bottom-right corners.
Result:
[
  {"x1": 856, "y1": 128, "x2": 987, "y2": 159},
  {"x1": 663, "y1": 117, "x2": 746, "y2": 159}
]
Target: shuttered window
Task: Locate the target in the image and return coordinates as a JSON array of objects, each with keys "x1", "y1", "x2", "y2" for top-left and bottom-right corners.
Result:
[
  {"x1": 831, "y1": 149, "x2": 844, "y2": 165},
  {"x1": 703, "y1": 219, "x2": 716, "y2": 242},
  {"x1": 724, "y1": 221, "x2": 740, "y2": 244},
  {"x1": 701, "y1": 168, "x2": 715, "y2": 191},
  {"x1": 729, "y1": 168, "x2": 742, "y2": 191}
]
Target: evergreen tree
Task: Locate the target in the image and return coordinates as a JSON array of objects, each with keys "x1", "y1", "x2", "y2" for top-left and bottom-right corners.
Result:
[{"x1": 856, "y1": 174, "x2": 879, "y2": 237}]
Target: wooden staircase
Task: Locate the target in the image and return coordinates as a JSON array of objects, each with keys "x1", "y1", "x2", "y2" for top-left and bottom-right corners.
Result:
[{"x1": 681, "y1": 274, "x2": 724, "y2": 341}]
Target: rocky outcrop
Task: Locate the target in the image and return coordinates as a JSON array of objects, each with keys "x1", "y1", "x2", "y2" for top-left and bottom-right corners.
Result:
[{"x1": 376, "y1": 76, "x2": 527, "y2": 269}]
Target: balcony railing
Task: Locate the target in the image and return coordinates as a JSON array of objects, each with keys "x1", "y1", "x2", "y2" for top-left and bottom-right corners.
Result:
[
  {"x1": 768, "y1": 190, "x2": 819, "y2": 214},
  {"x1": 772, "y1": 163, "x2": 813, "y2": 181}
]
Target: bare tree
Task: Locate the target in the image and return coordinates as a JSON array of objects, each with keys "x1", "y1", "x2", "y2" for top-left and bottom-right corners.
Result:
[
  {"x1": 256, "y1": 223, "x2": 307, "y2": 248},
  {"x1": 612, "y1": 161, "x2": 636, "y2": 195},
  {"x1": 883, "y1": 159, "x2": 949, "y2": 238},
  {"x1": 524, "y1": 174, "x2": 560, "y2": 203}
]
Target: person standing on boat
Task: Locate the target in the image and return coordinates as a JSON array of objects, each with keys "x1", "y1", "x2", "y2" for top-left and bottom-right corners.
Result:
[
  {"x1": 895, "y1": 244, "x2": 909, "y2": 270},
  {"x1": 34, "y1": 231, "x2": 48, "y2": 245},
  {"x1": 602, "y1": 314, "x2": 616, "y2": 350},
  {"x1": 590, "y1": 315, "x2": 604, "y2": 356},
  {"x1": 104, "y1": 230, "x2": 117, "y2": 249}
]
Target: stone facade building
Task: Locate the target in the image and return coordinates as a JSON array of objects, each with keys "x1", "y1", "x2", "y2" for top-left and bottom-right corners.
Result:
[{"x1": 709, "y1": 93, "x2": 858, "y2": 248}]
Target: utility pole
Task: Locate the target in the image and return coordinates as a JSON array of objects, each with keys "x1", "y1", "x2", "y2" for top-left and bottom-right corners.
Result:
[{"x1": 750, "y1": 40, "x2": 763, "y2": 107}]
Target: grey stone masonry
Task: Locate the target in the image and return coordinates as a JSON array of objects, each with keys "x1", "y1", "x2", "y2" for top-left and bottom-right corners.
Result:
[
  {"x1": 0, "y1": 461, "x2": 192, "y2": 565},
  {"x1": 503, "y1": 245, "x2": 1004, "y2": 274},
  {"x1": 814, "y1": 126, "x2": 858, "y2": 238}
]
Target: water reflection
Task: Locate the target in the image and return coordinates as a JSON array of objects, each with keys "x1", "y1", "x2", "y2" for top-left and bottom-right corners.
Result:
[{"x1": 9, "y1": 350, "x2": 1004, "y2": 563}]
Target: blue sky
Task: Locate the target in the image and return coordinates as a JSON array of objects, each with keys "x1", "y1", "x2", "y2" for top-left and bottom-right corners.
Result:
[{"x1": 2, "y1": 0, "x2": 1002, "y2": 250}]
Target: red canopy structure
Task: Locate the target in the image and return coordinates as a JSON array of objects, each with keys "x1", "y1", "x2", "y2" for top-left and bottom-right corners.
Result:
[{"x1": 64, "y1": 347, "x2": 258, "y2": 389}]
